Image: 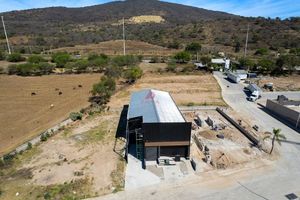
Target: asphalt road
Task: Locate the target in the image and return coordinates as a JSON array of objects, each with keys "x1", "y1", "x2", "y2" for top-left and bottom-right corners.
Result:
[{"x1": 91, "y1": 72, "x2": 300, "y2": 200}]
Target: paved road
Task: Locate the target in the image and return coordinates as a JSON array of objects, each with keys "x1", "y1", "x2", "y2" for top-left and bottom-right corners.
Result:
[{"x1": 91, "y1": 72, "x2": 300, "y2": 200}]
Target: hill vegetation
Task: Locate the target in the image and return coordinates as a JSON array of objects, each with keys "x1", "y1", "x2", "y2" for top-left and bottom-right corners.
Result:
[{"x1": 0, "y1": 0, "x2": 298, "y2": 54}]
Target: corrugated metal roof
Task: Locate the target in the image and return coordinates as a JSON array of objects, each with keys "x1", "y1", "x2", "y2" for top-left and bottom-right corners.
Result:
[{"x1": 127, "y1": 89, "x2": 185, "y2": 123}]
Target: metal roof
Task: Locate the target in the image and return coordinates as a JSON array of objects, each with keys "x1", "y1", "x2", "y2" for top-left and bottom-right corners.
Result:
[{"x1": 127, "y1": 89, "x2": 185, "y2": 123}]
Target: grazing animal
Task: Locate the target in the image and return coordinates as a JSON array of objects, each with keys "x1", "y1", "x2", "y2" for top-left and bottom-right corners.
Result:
[
  {"x1": 73, "y1": 87, "x2": 76, "y2": 90},
  {"x1": 78, "y1": 85, "x2": 82, "y2": 88},
  {"x1": 31, "y1": 92, "x2": 37, "y2": 96},
  {"x1": 58, "y1": 92, "x2": 63, "y2": 95},
  {"x1": 55, "y1": 88, "x2": 59, "y2": 91},
  {"x1": 50, "y1": 104, "x2": 54, "y2": 109}
]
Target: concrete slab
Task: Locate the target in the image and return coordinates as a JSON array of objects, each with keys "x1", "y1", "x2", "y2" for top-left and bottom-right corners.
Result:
[{"x1": 125, "y1": 155, "x2": 161, "y2": 190}]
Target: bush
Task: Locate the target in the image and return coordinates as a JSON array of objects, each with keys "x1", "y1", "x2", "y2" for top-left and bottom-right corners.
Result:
[
  {"x1": 28, "y1": 55, "x2": 46, "y2": 63},
  {"x1": 104, "y1": 65, "x2": 123, "y2": 78},
  {"x1": 27, "y1": 142, "x2": 32, "y2": 150},
  {"x1": 174, "y1": 51, "x2": 191, "y2": 63},
  {"x1": 0, "y1": 51, "x2": 5, "y2": 60},
  {"x1": 182, "y1": 65, "x2": 195, "y2": 73},
  {"x1": 258, "y1": 58, "x2": 275, "y2": 74},
  {"x1": 8, "y1": 62, "x2": 54, "y2": 76},
  {"x1": 90, "y1": 76, "x2": 116, "y2": 105},
  {"x1": 112, "y1": 55, "x2": 139, "y2": 67},
  {"x1": 124, "y1": 66, "x2": 143, "y2": 83},
  {"x1": 6, "y1": 53, "x2": 25, "y2": 62},
  {"x1": 185, "y1": 42, "x2": 202, "y2": 53},
  {"x1": 69, "y1": 112, "x2": 83, "y2": 121},
  {"x1": 149, "y1": 57, "x2": 159, "y2": 63},
  {"x1": 255, "y1": 48, "x2": 269, "y2": 56},
  {"x1": 166, "y1": 62, "x2": 177, "y2": 72},
  {"x1": 40, "y1": 133, "x2": 50, "y2": 142},
  {"x1": 51, "y1": 52, "x2": 71, "y2": 67}
]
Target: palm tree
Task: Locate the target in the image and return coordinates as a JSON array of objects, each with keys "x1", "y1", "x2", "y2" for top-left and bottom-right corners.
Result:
[{"x1": 264, "y1": 128, "x2": 286, "y2": 154}]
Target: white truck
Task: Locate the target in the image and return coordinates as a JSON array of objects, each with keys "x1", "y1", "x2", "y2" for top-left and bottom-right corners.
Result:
[{"x1": 246, "y1": 83, "x2": 261, "y2": 102}]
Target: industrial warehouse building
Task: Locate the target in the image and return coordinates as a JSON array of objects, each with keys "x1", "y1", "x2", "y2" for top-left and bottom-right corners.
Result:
[{"x1": 126, "y1": 89, "x2": 192, "y2": 162}]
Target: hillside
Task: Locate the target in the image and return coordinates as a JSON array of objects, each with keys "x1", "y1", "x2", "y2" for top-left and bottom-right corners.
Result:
[{"x1": 0, "y1": 0, "x2": 299, "y2": 53}]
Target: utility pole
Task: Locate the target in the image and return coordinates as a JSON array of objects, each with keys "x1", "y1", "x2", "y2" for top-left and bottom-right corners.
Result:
[
  {"x1": 123, "y1": 17, "x2": 126, "y2": 56},
  {"x1": 244, "y1": 23, "x2": 249, "y2": 58},
  {"x1": 1, "y1": 16, "x2": 11, "y2": 54}
]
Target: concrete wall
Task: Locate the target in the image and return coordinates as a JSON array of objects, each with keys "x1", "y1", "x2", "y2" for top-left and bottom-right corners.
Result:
[{"x1": 266, "y1": 99, "x2": 300, "y2": 129}]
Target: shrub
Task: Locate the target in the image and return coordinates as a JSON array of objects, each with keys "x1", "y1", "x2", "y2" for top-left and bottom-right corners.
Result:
[
  {"x1": 69, "y1": 112, "x2": 83, "y2": 121},
  {"x1": 51, "y1": 52, "x2": 71, "y2": 67},
  {"x1": 112, "y1": 55, "x2": 139, "y2": 67},
  {"x1": 8, "y1": 62, "x2": 54, "y2": 76},
  {"x1": 185, "y1": 42, "x2": 202, "y2": 53},
  {"x1": 90, "y1": 76, "x2": 116, "y2": 105},
  {"x1": 124, "y1": 66, "x2": 143, "y2": 83},
  {"x1": 149, "y1": 57, "x2": 159, "y2": 63},
  {"x1": 0, "y1": 51, "x2": 5, "y2": 60},
  {"x1": 174, "y1": 51, "x2": 191, "y2": 63},
  {"x1": 104, "y1": 65, "x2": 123, "y2": 78},
  {"x1": 28, "y1": 55, "x2": 46, "y2": 63},
  {"x1": 6, "y1": 53, "x2": 25, "y2": 62},
  {"x1": 27, "y1": 142, "x2": 32, "y2": 150},
  {"x1": 182, "y1": 65, "x2": 195, "y2": 73},
  {"x1": 255, "y1": 48, "x2": 269, "y2": 56},
  {"x1": 40, "y1": 133, "x2": 50, "y2": 142},
  {"x1": 166, "y1": 62, "x2": 177, "y2": 72},
  {"x1": 258, "y1": 58, "x2": 275, "y2": 74}
]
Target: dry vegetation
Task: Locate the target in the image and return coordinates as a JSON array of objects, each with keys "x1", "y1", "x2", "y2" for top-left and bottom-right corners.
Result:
[
  {"x1": 0, "y1": 110, "x2": 125, "y2": 199},
  {"x1": 258, "y1": 75, "x2": 300, "y2": 91},
  {"x1": 128, "y1": 15, "x2": 165, "y2": 24},
  {"x1": 0, "y1": 74, "x2": 101, "y2": 156},
  {"x1": 52, "y1": 40, "x2": 178, "y2": 56},
  {"x1": 110, "y1": 65, "x2": 226, "y2": 109}
]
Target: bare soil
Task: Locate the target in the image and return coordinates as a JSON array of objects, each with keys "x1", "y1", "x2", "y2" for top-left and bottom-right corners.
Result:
[
  {"x1": 52, "y1": 40, "x2": 178, "y2": 56},
  {"x1": 0, "y1": 74, "x2": 101, "y2": 156},
  {"x1": 258, "y1": 75, "x2": 300, "y2": 91},
  {"x1": 109, "y1": 72, "x2": 226, "y2": 109}
]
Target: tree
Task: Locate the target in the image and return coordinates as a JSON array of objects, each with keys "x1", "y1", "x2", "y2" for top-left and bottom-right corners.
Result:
[
  {"x1": 7, "y1": 53, "x2": 25, "y2": 62},
  {"x1": 258, "y1": 58, "x2": 275, "y2": 74},
  {"x1": 200, "y1": 56, "x2": 211, "y2": 65},
  {"x1": 238, "y1": 57, "x2": 255, "y2": 70},
  {"x1": 174, "y1": 51, "x2": 191, "y2": 63},
  {"x1": 235, "y1": 42, "x2": 241, "y2": 53},
  {"x1": 90, "y1": 76, "x2": 116, "y2": 105},
  {"x1": 51, "y1": 52, "x2": 71, "y2": 67},
  {"x1": 264, "y1": 128, "x2": 286, "y2": 154},
  {"x1": 104, "y1": 65, "x2": 123, "y2": 78},
  {"x1": 28, "y1": 55, "x2": 46, "y2": 64},
  {"x1": 124, "y1": 66, "x2": 143, "y2": 83},
  {"x1": 185, "y1": 42, "x2": 202, "y2": 53}
]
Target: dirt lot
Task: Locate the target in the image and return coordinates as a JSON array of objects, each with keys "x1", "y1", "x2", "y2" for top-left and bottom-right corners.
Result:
[
  {"x1": 52, "y1": 40, "x2": 178, "y2": 56},
  {"x1": 0, "y1": 110, "x2": 125, "y2": 199},
  {"x1": 258, "y1": 75, "x2": 300, "y2": 91},
  {"x1": 183, "y1": 109, "x2": 275, "y2": 171},
  {"x1": 110, "y1": 72, "x2": 226, "y2": 109},
  {"x1": 0, "y1": 74, "x2": 101, "y2": 156}
]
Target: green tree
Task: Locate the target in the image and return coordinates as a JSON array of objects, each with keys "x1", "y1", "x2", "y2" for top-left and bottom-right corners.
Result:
[
  {"x1": 185, "y1": 42, "x2": 202, "y2": 53},
  {"x1": 124, "y1": 66, "x2": 143, "y2": 83},
  {"x1": 264, "y1": 128, "x2": 286, "y2": 154},
  {"x1": 104, "y1": 65, "x2": 123, "y2": 78},
  {"x1": 91, "y1": 76, "x2": 116, "y2": 105},
  {"x1": 200, "y1": 56, "x2": 211, "y2": 65},
  {"x1": 7, "y1": 53, "x2": 25, "y2": 62},
  {"x1": 239, "y1": 57, "x2": 255, "y2": 69},
  {"x1": 174, "y1": 51, "x2": 191, "y2": 63},
  {"x1": 255, "y1": 48, "x2": 269, "y2": 56},
  {"x1": 258, "y1": 58, "x2": 275, "y2": 74},
  {"x1": 51, "y1": 52, "x2": 71, "y2": 67},
  {"x1": 28, "y1": 55, "x2": 46, "y2": 64}
]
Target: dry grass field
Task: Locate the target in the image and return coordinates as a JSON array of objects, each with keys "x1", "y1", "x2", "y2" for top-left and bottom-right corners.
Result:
[
  {"x1": 52, "y1": 40, "x2": 178, "y2": 56},
  {"x1": 110, "y1": 71, "x2": 226, "y2": 109},
  {"x1": 258, "y1": 75, "x2": 300, "y2": 91},
  {"x1": 0, "y1": 74, "x2": 101, "y2": 156}
]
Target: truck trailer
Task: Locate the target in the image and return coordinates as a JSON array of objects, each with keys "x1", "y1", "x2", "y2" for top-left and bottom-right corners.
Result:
[{"x1": 246, "y1": 83, "x2": 261, "y2": 101}]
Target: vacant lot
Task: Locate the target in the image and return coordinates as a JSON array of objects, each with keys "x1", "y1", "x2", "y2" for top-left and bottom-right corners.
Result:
[
  {"x1": 0, "y1": 74, "x2": 101, "y2": 156},
  {"x1": 0, "y1": 110, "x2": 125, "y2": 199},
  {"x1": 258, "y1": 75, "x2": 300, "y2": 91},
  {"x1": 110, "y1": 72, "x2": 226, "y2": 108},
  {"x1": 52, "y1": 40, "x2": 178, "y2": 56}
]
